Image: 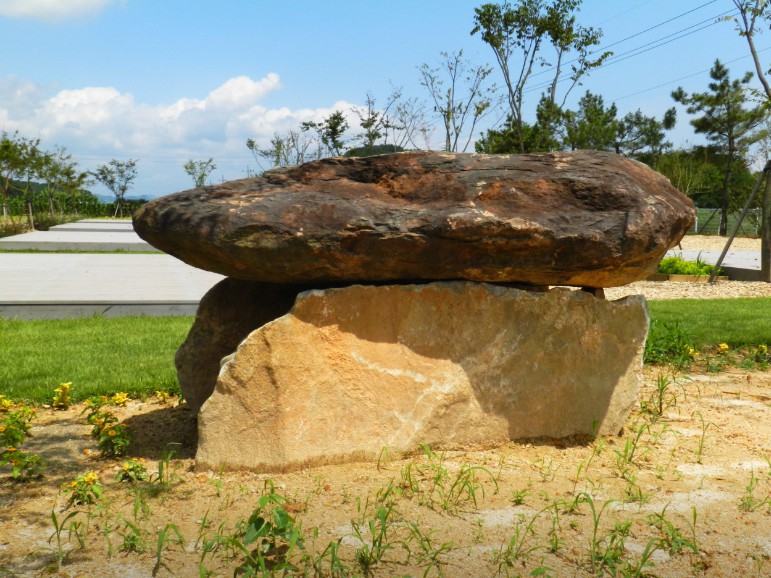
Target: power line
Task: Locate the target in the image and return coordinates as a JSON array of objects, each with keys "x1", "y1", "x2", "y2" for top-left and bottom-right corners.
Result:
[
  {"x1": 524, "y1": 8, "x2": 736, "y2": 95},
  {"x1": 526, "y1": 2, "x2": 729, "y2": 84},
  {"x1": 611, "y1": 45, "x2": 771, "y2": 102},
  {"x1": 599, "y1": 0, "x2": 719, "y2": 52}
]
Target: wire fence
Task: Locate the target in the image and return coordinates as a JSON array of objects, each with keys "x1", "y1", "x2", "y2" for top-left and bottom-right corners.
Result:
[{"x1": 689, "y1": 208, "x2": 762, "y2": 237}]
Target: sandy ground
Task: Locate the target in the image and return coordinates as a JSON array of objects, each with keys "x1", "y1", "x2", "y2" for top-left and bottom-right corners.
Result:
[{"x1": 0, "y1": 367, "x2": 769, "y2": 577}]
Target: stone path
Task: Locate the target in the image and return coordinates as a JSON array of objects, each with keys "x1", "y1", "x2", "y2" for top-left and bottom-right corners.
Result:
[{"x1": 0, "y1": 220, "x2": 222, "y2": 319}]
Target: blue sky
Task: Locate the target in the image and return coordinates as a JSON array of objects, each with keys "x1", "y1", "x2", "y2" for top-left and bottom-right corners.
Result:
[{"x1": 0, "y1": 0, "x2": 765, "y2": 198}]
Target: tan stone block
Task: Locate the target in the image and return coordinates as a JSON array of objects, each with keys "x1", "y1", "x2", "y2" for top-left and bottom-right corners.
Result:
[{"x1": 196, "y1": 282, "x2": 648, "y2": 472}]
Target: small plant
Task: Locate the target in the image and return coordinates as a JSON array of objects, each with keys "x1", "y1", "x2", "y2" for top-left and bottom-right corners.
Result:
[
  {"x1": 148, "y1": 442, "x2": 180, "y2": 492},
  {"x1": 352, "y1": 503, "x2": 401, "y2": 575},
  {"x1": 154, "y1": 524, "x2": 185, "y2": 576},
  {"x1": 63, "y1": 471, "x2": 103, "y2": 509},
  {"x1": 582, "y1": 493, "x2": 624, "y2": 575},
  {"x1": 87, "y1": 409, "x2": 118, "y2": 439},
  {"x1": 692, "y1": 410, "x2": 715, "y2": 464},
  {"x1": 116, "y1": 458, "x2": 149, "y2": 483},
  {"x1": 303, "y1": 528, "x2": 349, "y2": 577},
  {"x1": 49, "y1": 508, "x2": 82, "y2": 570},
  {"x1": 0, "y1": 447, "x2": 46, "y2": 481},
  {"x1": 644, "y1": 320, "x2": 694, "y2": 368},
  {"x1": 111, "y1": 391, "x2": 130, "y2": 407},
  {"x1": 119, "y1": 518, "x2": 147, "y2": 553},
  {"x1": 641, "y1": 371, "x2": 684, "y2": 419},
  {"x1": 739, "y1": 470, "x2": 770, "y2": 512},
  {"x1": 52, "y1": 382, "x2": 73, "y2": 409},
  {"x1": 406, "y1": 521, "x2": 454, "y2": 576},
  {"x1": 646, "y1": 506, "x2": 699, "y2": 557},
  {"x1": 0, "y1": 405, "x2": 36, "y2": 447},
  {"x1": 534, "y1": 456, "x2": 560, "y2": 482},
  {"x1": 511, "y1": 487, "x2": 530, "y2": 505},
  {"x1": 155, "y1": 390, "x2": 172, "y2": 404},
  {"x1": 492, "y1": 507, "x2": 547, "y2": 572},
  {"x1": 232, "y1": 481, "x2": 305, "y2": 575},
  {"x1": 614, "y1": 422, "x2": 650, "y2": 480},
  {"x1": 97, "y1": 421, "x2": 131, "y2": 457},
  {"x1": 0, "y1": 394, "x2": 15, "y2": 412}
]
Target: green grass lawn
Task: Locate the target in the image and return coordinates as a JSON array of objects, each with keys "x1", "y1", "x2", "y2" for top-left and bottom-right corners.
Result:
[
  {"x1": 0, "y1": 316, "x2": 193, "y2": 404},
  {"x1": 1, "y1": 297, "x2": 769, "y2": 405},
  {"x1": 647, "y1": 297, "x2": 771, "y2": 347}
]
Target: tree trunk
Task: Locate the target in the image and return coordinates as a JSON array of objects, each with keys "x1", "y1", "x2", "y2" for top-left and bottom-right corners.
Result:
[
  {"x1": 762, "y1": 169, "x2": 771, "y2": 282},
  {"x1": 720, "y1": 155, "x2": 735, "y2": 237}
]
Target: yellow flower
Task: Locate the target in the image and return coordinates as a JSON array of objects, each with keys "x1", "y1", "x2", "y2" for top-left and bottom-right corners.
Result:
[
  {"x1": 0, "y1": 426, "x2": 5, "y2": 432},
  {"x1": 107, "y1": 429, "x2": 117, "y2": 437},
  {"x1": 6, "y1": 447, "x2": 16, "y2": 453},
  {"x1": 82, "y1": 472, "x2": 98, "y2": 485},
  {"x1": 719, "y1": 343, "x2": 729, "y2": 351},
  {"x1": 111, "y1": 392, "x2": 129, "y2": 407}
]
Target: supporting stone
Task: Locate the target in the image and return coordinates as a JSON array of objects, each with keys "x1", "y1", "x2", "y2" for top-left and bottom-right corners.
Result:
[
  {"x1": 196, "y1": 282, "x2": 649, "y2": 473},
  {"x1": 176, "y1": 278, "x2": 318, "y2": 413}
]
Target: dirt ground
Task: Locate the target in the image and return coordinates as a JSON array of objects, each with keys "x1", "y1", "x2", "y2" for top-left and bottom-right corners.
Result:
[{"x1": 0, "y1": 365, "x2": 769, "y2": 577}]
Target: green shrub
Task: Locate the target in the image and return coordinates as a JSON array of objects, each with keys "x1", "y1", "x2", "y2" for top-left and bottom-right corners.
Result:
[{"x1": 657, "y1": 254, "x2": 722, "y2": 276}]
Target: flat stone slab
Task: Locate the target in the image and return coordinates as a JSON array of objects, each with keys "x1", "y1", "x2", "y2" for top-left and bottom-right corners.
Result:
[
  {"x1": 0, "y1": 230, "x2": 159, "y2": 252},
  {"x1": 0, "y1": 253, "x2": 223, "y2": 319},
  {"x1": 134, "y1": 150, "x2": 695, "y2": 288},
  {"x1": 50, "y1": 221, "x2": 136, "y2": 232},
  {"x1": 196, "y1": 282, "x2": 648, "y2": 472}
]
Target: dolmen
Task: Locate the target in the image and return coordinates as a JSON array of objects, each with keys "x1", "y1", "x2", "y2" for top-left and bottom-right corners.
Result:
[{"x1": 133, "y1": 150, "x2": 695, "y2": 472}]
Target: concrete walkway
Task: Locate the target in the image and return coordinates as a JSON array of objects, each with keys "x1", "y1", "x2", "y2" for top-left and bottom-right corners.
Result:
[
  {"x1": 669, "y1": 249, "x2": 762, "y2": 281},
  {"x1": 0, "y1": 219, "x2": 158, "y2": 252},
  {"x1": 0, "y1": 220, "x2": 222, "y2": 319}
]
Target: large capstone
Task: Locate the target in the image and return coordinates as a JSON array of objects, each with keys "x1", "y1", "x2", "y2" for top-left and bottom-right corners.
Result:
[
  {"x1": 195, "y1": 282, "x2": 648, "y2": 473},
  {"x1": 133, "y1": 150, "x2": 695, "y2": 288}
]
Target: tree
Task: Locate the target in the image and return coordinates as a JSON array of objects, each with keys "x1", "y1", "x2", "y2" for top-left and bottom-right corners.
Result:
[
  {"x1": 732, "y1": 1, "x2": 771, "y2": 101},
  {"x1": 419, "y1": 50, "x2": 496, "y2": 152},
  {"x1": 471, "y1": 0, "x2": 611, "y2": 152},
  {"x1": 731, "y1": 0, "x2": 771, "y2": 279},
  {"x1": 353, "y1": 90, "x2": 402, "y2": 154},
  {"x1": 301, "y1": 110, "x2": 349, "y2": 157},
  {"x1": 562, "y1": 91, "x2": 618, "y2": 151},
  {"x1": 672, "y1": 60, "x2": 768, "y2": 235},
  {"x1": 183, "y1": 158, "x2": 216, "y2": 188},
  {"x1": 39, "y1": 146, "x2": 88, "y2": 216},
  {"x1": 614, "y1": 108, "x2": 676, "y2": 161},
  {"x1": 90, "y1": 159, "x2": 138, "y2": 218},
  {"x1": 0, "y1": 131, "x2": 40, "y2": 225},
  {"x1": 389, "y1": 95, "x2": 433, "y2": 150},
  {"x1": 246, "y1": 131, "x2": 315, "y2": 172},
  {"x1": 652, "y1": 147, "x2": 711, "y2": 200}
]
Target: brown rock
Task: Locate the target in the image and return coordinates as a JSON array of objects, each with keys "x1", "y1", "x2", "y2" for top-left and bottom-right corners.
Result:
[
  {"x1": 133, "y1": 150, "x2": 695, "y2": 288},
  {"x1": 176, "y1": 278, "x2": 318, "y2": 413},
  {"x1": 196, "y1": 282, "x2": 648, "y2": 473}
]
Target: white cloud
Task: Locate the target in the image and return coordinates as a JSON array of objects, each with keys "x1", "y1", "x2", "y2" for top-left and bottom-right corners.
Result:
[
  {"x1": 0, "y1": 0, "x2": 114, "y2": 22},
  {"x1": 0, "y1": 73, "x2": 362, "y2": 196}
]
